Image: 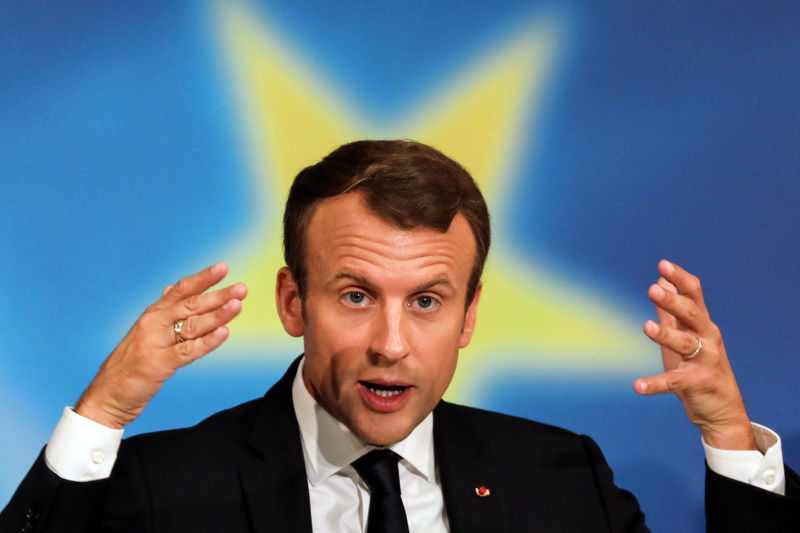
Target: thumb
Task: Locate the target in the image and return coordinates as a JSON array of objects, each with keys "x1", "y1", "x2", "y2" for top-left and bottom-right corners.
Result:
[{"x1": 634, "y1": 370, "x2": 687, "y2": 395}]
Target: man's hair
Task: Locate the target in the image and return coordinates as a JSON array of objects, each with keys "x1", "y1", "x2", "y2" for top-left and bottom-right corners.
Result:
[{"x1": 283, "y1": 140, "x2": 491, "y2": 307}]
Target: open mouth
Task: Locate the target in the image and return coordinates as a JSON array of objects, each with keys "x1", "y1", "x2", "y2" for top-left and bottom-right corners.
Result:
[{"x1": 360, "y1": 381, "x2": 409, "y2": 398}]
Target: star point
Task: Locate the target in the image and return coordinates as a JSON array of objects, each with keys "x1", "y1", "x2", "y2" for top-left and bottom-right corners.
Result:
[{"x1": 211, "y1": 0, "x2": 652, "y2": 401}]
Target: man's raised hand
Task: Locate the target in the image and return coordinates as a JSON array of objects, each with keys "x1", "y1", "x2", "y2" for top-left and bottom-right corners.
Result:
[
  {"x1": 634, "y1": 260, "x2": 757, "y2": 451},
  {"x1": 74, "y1": 262, "x2": 247, "y2": 429}
]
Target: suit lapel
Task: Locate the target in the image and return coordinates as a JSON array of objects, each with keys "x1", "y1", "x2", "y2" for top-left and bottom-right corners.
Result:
[
  {"x1": 238, "y1": 357, "x2": 313, "y2": 533},
  {"x1": 434, "y1": 402, "x2": 509, "y2": 533},
  {"x1": 237, "y1": 364, "x2": 519, "y2": 533}
]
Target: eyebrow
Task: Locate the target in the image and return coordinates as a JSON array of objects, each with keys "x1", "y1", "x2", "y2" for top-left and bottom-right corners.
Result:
[
  {"x1": 330, "y1": 271, "x2": 370, "y2": 288},
  {"x1": 412, "y1": 275, "x2": 457, "y2": 294},
  {"x1": 329, "y1": 271, "x2": 458, "y2": 294}
]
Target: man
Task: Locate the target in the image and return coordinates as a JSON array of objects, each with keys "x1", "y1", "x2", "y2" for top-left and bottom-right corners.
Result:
[{"x1": 1, "y1": 140, "x2": 797, "y2": 532}]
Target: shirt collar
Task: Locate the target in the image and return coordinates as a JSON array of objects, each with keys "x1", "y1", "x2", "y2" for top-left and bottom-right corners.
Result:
[{"x1": 291, "y1": 356, "x2": 435, "y2": 487}]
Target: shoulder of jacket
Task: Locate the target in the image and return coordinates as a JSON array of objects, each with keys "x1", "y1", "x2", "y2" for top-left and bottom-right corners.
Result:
[
  {"x1": 122, "y1": 396, "x2": 263, "y2": 452},
  {"x1": 435, "y1": 400, "x2": 585, "y2": 444}
]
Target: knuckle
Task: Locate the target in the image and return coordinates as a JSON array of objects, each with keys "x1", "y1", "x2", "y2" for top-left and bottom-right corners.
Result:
[
  {"x1": 216, "y1": 303, "x2": 232, "y2": 319},
  {"x1": 199, "y1": 335, "x2": 216, "y2": 351},
  {"x1": 128, "y1": 324, "x2": 145, "y2": 343},
  {"x1": 686, "y1": 304, "x2": 699, "y2": 319},
  {"x1": 183, "y1": 317, "x2": 196, "y2": 337},
  {"x1": 175, "y1": 340, "x2": 193, "y2": 358},
  {"x1": 683, "y1": 336, "x2": 696, "y2": 354},
  {"x1": 184, "y1": 295, "x2": 201, "y2": 313},
  {"x1": 665, "y1": 374, "x2": 683, "y2": 393},
  {"x1": 688, "y1": 275, "x2": 701, "y2": 293},
  {"x1": 137, "y1": 313, "x2": 156, "y2": 330},
  {"x1": 175, "y1": 277, "x2": 190, "y2": 293}
]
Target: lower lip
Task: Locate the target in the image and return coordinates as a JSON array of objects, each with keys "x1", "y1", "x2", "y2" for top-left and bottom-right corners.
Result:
[{"x1": 357, "y1": 383, "x2": 412, "y2": 412}]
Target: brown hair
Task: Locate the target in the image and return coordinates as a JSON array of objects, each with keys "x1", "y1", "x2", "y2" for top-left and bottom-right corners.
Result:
[{"x1": 283, "y1": 140, "x2": 490, "y2": 307}]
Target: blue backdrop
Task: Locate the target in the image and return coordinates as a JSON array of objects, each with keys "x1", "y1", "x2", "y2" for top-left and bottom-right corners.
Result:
[{"x1": 2, "y1": 2, "x2": 799, "y2": 531}]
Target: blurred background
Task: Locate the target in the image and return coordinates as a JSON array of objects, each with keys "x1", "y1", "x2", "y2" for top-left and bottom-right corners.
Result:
[{"x1": 1, "y1": 1, "x2": 798, "y2": 530}]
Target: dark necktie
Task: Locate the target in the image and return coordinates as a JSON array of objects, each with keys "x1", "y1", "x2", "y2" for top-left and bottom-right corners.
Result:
[{"x1": 352, "y1": 449, "x2": 410, "y2": 533}]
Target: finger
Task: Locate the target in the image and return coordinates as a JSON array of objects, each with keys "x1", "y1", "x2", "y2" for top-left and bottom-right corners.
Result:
[
  {"x1": 162, "y1": 285, "x2": 174, "y2": 298},
  {"x1": 633, "y1": 369, "x2": 689, "y2": 396},
  {"x1": 171, "y1": 282, "x2": 247, "y2": 320},
  {"x1": 658, "y1": 259, "x2": 707, "y2": 308},
  {"x1": 653, "y1": 280, "x2": 679, "y2": 330},
  {"x1": 656, "y1": 277, "x2": 677, "y2": 294},
  {"x1": 178, "y1": 299, "x2": 243, "y2": 341},
  {"x1": 170, "y1": 326, "x2": 230, "y2": 366},
  {"x1": 643, "y1": 320, "x2": 702, "y2": 358},
  {"x1": 648, "y1": 282, "x2": 706, "y2": 330},
  {"x1": 163, "y1": 262, "x2": 229, "y2": 303}
]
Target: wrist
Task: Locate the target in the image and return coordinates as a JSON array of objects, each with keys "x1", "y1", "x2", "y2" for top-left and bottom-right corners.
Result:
[
  {"x1": 74, "y1": 394, "x2": 126, "y2": 430},
  {"x1": 701, "y1": 420, "x2": 757, "y2": 451}
]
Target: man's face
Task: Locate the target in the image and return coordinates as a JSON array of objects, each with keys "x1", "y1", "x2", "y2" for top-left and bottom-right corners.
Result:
[{"x1": 277, "y1": 192, "x2": 481, "y2": 446}]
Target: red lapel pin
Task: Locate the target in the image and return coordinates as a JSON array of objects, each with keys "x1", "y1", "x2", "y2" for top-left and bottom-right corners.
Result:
[{"x1": 475, "y1": 486, "x2": 490, "y2": 497}]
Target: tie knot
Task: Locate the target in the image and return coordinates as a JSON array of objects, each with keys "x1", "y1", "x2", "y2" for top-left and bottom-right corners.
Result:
[{"x1": 352, "y1": 449, "x2": 402, "y2": 495}]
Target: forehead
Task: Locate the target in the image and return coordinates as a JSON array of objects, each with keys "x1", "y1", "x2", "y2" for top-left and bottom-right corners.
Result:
[{"x1": 304, "y1": 193, "x2": 476, "y2": 287}]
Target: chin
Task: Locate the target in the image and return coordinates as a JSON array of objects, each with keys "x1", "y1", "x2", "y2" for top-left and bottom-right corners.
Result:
[{"x1": 353, "y1": 416, "x2": 415, "y2": 447}]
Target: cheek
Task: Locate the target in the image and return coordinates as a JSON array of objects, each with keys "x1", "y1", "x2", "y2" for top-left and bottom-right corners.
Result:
[
  {"x1": 436, "y1": 351, "x2": 459, "y2": 387},
  {"x1": 412, "y1": 323, "x2": 461, "y2": 387},
  {"x1": 303, "y1": 301, "x2": 348, "y2": 355},
  {"x1": 303, "y1": 315, "x2": 368, "y2": 387},
  {"x1": 422, "y1": 313, "x2": 463, "y2": 374}
]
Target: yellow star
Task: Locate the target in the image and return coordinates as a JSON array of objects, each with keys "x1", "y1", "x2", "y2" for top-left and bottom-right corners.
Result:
[{"x1": 211, "y1": 1, "x2": 653, "y2": 401}]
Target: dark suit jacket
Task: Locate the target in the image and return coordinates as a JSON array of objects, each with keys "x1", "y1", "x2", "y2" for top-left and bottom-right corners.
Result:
[{"x1": 2, "y1": 358, "x2": 799, "y2": 532}]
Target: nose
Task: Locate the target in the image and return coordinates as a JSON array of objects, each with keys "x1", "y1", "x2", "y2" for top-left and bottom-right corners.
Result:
[{"x1": 369, "y1": 302, "x2": 410, "y2": 363}]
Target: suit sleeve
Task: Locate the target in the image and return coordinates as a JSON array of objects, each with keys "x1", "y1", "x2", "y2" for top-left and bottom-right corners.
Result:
[
  {"x1": 96, "y1": 438, "x2": 153, "y2": 532},
  {"x1": 581, "y1": 435, "x2": 651, "y2": 533},
  {"x1": 705, "y1": 462, "x2": 800, "y2": 532},
  {"x1": 0, "y1": 442, "x2": 154, "y2": 533},
  {"x1": 0, "y1": 448, "x2": 108, "y2": 533}
]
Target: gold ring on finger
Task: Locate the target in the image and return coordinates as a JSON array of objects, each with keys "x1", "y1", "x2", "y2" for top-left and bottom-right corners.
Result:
[
  {"x1": 683, "y1": 336, "x2": 702, "y2": 359},
  {"x1": 174, "y1": 320, "x2": 186, "y2": 343}
]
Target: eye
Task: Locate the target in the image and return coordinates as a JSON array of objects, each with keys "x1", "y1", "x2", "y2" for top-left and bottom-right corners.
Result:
[
  {"x1": 411, "y1": 295, "x2": 440, "y2": 312},
  {"x1": 343, "y1": 291, "x2": 369, "y2": 307}
]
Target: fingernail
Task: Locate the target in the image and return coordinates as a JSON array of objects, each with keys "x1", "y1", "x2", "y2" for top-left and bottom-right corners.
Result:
[
  {"x1": 639, "y1": 382, "x2": 647, "y2": 393},
  {"x1": 652, "y1": 285, "x2": 664, "y2": 299},
  {"x1": 662, "y1": 259, "x2": 674, "y2": 273}
]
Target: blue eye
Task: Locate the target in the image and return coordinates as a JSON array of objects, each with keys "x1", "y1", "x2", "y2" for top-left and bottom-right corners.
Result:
[
  {"x1": 344, "y1": 291, "x2": 368, "y2": 306},
  {"x1": 413, "y1": 295, "x2": 439, "y2": 311}
]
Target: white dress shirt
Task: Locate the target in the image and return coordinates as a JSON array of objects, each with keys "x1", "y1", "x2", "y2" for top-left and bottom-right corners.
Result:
[
  {"x1": 291, "y1": 358, "x2": 449, "y2": 532},
  {"x1": 702, "y1": 423, "x2": 785, "y2": 494},
  {"x1": 44, "y1": 358, "x2": 787, "y2": 530}
]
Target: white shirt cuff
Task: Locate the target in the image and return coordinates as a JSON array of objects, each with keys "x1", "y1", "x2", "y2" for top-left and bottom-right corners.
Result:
[
  {"x1": 703, "y1": 422, "x2": 785, "y2": 495},
  {"x1": 44, "y1": 406, "x2": 124, "y2": 482}
]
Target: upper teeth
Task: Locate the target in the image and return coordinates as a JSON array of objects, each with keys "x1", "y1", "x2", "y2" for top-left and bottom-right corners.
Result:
[{"x1": 369, "y1": 387, "x2": 403, "y2": 397}]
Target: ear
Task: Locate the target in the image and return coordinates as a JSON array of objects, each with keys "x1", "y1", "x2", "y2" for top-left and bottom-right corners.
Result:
[
  {"x1": 276, "y1": 266, "x2": 305, "y2": 337},
  {"x1": 458, "y1": 281, "x2": 482, "y2": 348}
]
